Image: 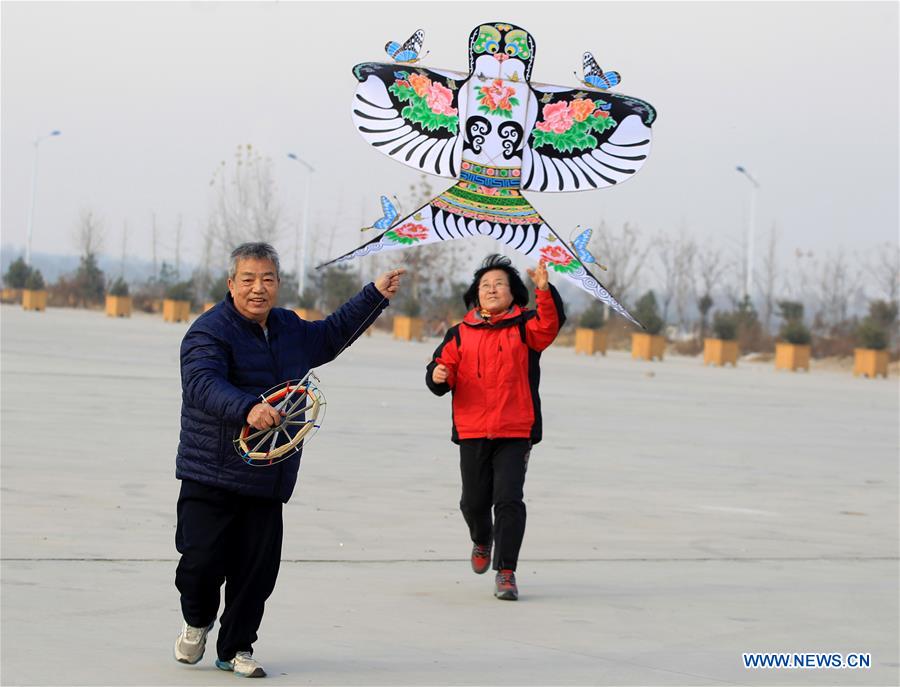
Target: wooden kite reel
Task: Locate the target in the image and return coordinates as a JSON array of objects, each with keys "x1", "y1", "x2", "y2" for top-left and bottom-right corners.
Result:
[{"x1": 233, "y1": 371, "x2": 326, "y2": 467}]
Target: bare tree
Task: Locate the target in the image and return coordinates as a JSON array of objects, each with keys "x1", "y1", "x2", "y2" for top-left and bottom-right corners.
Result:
[
  {"x1": 151, "y1": 212, "x2": 158, "y2": 277},
  {"x1": 754, "y1": 223, "x2": 780, "y2": 333},
  {"x1": 75, "y1": 209, "x2": 104, "y2": 257},
  {"x1": 391, "y1": 176, "x2": 440, "y2": 313},
  {"x1": 174, "y1": 214, "x2": 183, "y2": 279},
  {"x1": 67, "y1": 210, "x2": 106, "y2": 306},
  {"x1": 192, "y1": 228, "x2": 217, "y2": 303},
  {"x1": 673, "y1": 231, "x2": 696, "y2": 329},
  {"x1": 694, "y1": 243, "x2": 728, "y2": 338},
  {"x1": 784, "y1": 248, "x2": 814, "y2": 301},
  {"x1": 719, "y1": 243, "x2": 748, "y2": 308},
  {"x1": 651, "y1": 228, "x2": 696, "y2": 330},
  {"x1": 119, "y1": 220, "x2": 128, "y2": 279},
  {"x1": 806, "y1": 250, "x2": 864, "y2": 333},
  {"x1": 207, "y1": 144, "x2": 283, "y2": 254},
  {"x1": 652, "y1": 234, "x2": 677, "y2": 323},
  {"x1": 593, "y1": 220, "x2": 651, "y2": 307},
  {"x1": 868, "y1": 241, "x2": 900, "y2": 304},
  {"x1": 695, "y1": 243, "x2": 726, "y2": 300}
]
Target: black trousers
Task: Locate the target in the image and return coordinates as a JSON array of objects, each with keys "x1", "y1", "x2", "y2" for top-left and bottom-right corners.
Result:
[
  {"x1": 175, "y1": 479, "x2": 283, "y2": 661},
  {"x1": 459, "y1": 438, "x2": 531, "y2": 571}
]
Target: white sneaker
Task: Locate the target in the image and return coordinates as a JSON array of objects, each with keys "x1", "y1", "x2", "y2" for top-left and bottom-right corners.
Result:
[
  {"x1": 173, "y1": 620, "x2": 214, "y2": 664},
  {"x1": 216, "y1": 651, "x2": 267, "y2": 678}
]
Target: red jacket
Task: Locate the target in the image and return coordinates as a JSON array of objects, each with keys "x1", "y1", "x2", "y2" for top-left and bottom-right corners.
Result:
[{"x1": 426, "y1": 286, "x2": 566, "y2": 444}]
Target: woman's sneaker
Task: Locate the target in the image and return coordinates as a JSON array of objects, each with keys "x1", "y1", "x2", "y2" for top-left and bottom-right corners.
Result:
[
  {"x1": 471, "y1": 543, "x2": 491, "y2": 574},
  {"x1": 174, "y1": 620, "x2": 214, "y2": 664},
  {"x1": 216, "y1": 651, "x2": 267, "y2": 678},
  {"x1": 494, "y1": 569, "x2": 518, "y2": 600}
]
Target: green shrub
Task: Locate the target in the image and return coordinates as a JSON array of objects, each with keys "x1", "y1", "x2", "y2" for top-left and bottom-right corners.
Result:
[
  {"x1": 633, "y1": 290, "x2": 664, "y2": 335},
  {"x1": 296, "y1": 287, "x2": 317, "y2": 309},
  {"x1": 108, "y1": 277, "x2": 129, "y2": 296},
  {"x1": 777, "y1": 300, "x2": 804, "y2": 323},
  {"x1": 711, "y1": 311, "x2": 738, "y2": 340},
  {"x1": 3, "y1": 257, "x2": 31, "y2": 288},
  {"x1": 396, "y1": 292, "x2": 422, "y2": 317},
  {"x1": 24, "y1": 269, "x2": 45, "y2": 290},
  {"x1": 165, "y1": 281, "x2": 193, "y2": 301},
  {"x1": 867, "y1": 300, "x2": 897, "y2": 330},
  {"x1": 73, "y1": 253, "x2": 105, "y2": 306},
  {"x1": 319, "y1": 265, "x2": 363, "y2": 313},
  {"x1": 579, "y1": 300, "x2": 606, "y2": 329},
  {"x1": 207, "y1": 273, "x2": 230, "y2": 302},
  {"x1": 697, "y1": 293, "x2": 714, "y2": 336},
  {"x1": 856, "y1": 319, "x2": 888, "y2": 350},
  {"x1": 780, "y1": 320, "x2": 811, "y2": 345},
  {"x1": 776, "y1": 298, "x2": 811, "y2": 344}
]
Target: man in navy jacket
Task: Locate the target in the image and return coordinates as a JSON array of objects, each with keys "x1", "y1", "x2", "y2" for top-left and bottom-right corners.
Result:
[{"x1": 173, "y1": 242, "x2": 404, "y2": 677}]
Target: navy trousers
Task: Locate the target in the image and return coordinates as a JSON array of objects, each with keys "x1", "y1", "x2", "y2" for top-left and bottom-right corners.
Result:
[{"x1": 175, "y1": 479, "x2": 282, "y2": 661}]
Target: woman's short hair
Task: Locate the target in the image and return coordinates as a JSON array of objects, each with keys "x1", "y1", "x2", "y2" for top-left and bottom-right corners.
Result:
[
  {"x1": 229, "y1": 242, "x2": 280, "y2": 280},
  {"x1": 463, "y1": 254, "x2": 530, "y2": 310}
]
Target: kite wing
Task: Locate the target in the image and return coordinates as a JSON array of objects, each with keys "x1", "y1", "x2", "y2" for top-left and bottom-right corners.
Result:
[
  {"x1": 522, "y1": 84, "x2": 657, "y2": 193},
  {"x1": 351, "y1": 62, "x2": 470, "y2": 179}
]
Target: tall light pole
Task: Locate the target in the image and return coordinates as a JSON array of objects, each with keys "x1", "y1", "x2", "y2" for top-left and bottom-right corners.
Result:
[
  {"x1": 25, "y1": 130, "x2": 62, "y2": 265},
  {"x1": 287, "y1": 152, "x2": 315, "y2": 298},
  {"x1": 735, "y1": 165, "x2": 760, "y2": 302}
]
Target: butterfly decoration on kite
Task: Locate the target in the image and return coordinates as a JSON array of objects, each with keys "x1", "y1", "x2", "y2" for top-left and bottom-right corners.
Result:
[
  {"x1": 576, "y1": 52, "x2": 621, "y2": 91},
  {"x1": 571, "y1": 226, "x2": 607, "y2": 271},
  {"x1": 385, "y1": 29, "x2": 428, "y2": 64},
  {"x1": 361, "y1": 195, "x2": 401, "y2": 232},
  {"x1": 233, "y1": 371, "x2": 327, "y2": 467},
  {"x1": 320, "y1": 22, "x2": 658, "y2": 327}
]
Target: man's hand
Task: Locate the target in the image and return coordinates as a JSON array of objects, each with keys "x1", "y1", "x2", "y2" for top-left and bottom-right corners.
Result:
[
  {"x1": 375, "y1": 268, "x2": 407, "y2": 299},
  {"x1": 432, "y1": 363, "x2": 449, "y2": 384},
  {"x1": 526, "y1": 261, "x2": 550, "y2": 291},
  {"x1": 247, "y1": 403, "x2": 284, "y2": 430}
]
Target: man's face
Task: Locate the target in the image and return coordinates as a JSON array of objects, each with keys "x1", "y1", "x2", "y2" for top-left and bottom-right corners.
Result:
[
  {"x1": 228, "y1": 257, "x2": 280, "y2": 324},
  {"x1": 478, "y1": 269, "x2": 514, "y2": 314}
]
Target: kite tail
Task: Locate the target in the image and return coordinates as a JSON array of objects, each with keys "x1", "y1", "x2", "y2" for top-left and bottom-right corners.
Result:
[
  {"x1": 317, "y1": 177, "x2": 642, "y2": 328},
  {"x1": 316, "y1": 177, "x2": 543, "y2": 269}
]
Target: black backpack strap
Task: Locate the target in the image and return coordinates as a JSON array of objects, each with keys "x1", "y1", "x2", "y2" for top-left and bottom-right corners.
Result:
[{"x1": 518, "y1": 310, "x2": 538, "y2": 343}]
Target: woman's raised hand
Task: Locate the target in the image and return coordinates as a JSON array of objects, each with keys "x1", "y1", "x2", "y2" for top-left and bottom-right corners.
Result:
[{"x1": 526, "y1": 261, "x2": 549, "y2": 290}]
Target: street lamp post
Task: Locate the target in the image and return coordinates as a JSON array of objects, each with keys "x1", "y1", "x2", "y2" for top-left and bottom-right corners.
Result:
[
  {"x1": 25, "y1": 130, "x2": 62, "y2": 265},
  {"x1": 287, "y1": 153, "x2": 315, "y2": 299},
  {"x1": 735, "y1": 165, "x2": 760, "y2": 302}
]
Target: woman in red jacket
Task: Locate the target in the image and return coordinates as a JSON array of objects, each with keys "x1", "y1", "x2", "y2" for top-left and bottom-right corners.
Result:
[{"x1": 426, "y1": 254, "x2": 566, "y2": 600}]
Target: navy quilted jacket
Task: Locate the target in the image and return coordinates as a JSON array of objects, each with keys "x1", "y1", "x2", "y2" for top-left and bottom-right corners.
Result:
[{"x1": 175, "y1": 283, "x2": 387, "y2": 502}]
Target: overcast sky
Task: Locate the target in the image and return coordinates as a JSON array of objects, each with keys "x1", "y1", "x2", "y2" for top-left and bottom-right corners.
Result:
[{"x1": 2, "y1": 1, "x2": 897, "y2": 282}]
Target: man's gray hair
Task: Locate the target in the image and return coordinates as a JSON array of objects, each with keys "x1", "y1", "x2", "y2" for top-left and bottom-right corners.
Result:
[{"x1": 228, "y1": 242, "x2": 280, "y2": 280}]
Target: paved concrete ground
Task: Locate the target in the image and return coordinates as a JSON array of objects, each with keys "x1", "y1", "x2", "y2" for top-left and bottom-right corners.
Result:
[{"x1": 1, "y1": 304, "x2": 898, "y2": 686}]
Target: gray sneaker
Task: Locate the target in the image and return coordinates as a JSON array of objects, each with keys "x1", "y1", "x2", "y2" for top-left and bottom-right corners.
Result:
[
  {"x1": 216, "y1": 651, "x2": 266, "y2": 678},
  {"x1": 173, "y1": 620, "x2": 214, "y2": 664}
]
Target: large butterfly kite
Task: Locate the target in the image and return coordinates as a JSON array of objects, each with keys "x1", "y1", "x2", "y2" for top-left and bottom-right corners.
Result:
[{"x1": 319, "y1": 22, "x2": 658, "y2": 326}]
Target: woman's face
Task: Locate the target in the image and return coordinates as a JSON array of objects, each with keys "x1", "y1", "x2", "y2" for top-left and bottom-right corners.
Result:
[{"x1": 478, "y1": 269, "x2": 514, "y2": 314}]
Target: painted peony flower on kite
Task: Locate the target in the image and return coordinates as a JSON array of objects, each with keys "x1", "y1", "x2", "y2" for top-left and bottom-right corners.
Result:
[
  {"x1": 388, "y1": 72, "x2": 459, "y2": 134},
  {"x1": 535, "y1": 101, "x2": 574, "y2": 133},
  {"x1": 539, "y1": 244, "x2": 581, "y2": 273},
  {"x1": 426, "y1": 82, "x2": 458, "y2": 116},
  {"x1": 532, "y1": 98, "x2": 617, "y2": 153},
  {"x1": 476, "y1": 79, "x2": 519, "y2": 118},
  {"x1": 386, "y1": 222, "x2": 430, "y2": 245}
]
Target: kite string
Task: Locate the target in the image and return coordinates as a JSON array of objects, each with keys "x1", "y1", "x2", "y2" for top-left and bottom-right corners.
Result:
[{"x1": 331, "y1": 294, "x2": 389, "y2": 361}]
